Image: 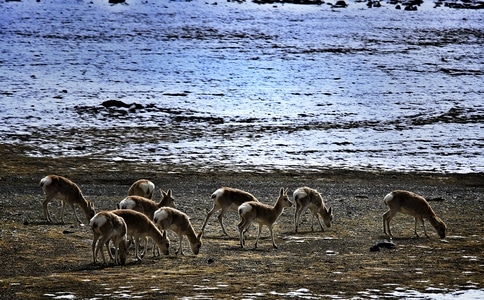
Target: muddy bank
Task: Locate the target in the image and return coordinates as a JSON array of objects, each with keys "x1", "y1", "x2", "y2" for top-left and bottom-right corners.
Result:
[{"x1": 0, "y1": 149, "x2": 483, "y2": 299}]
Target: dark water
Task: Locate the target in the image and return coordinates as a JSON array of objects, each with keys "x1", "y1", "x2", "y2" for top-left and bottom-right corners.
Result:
[{"x1": 1, "y1": 0, "x2": 483, "y2": 173}]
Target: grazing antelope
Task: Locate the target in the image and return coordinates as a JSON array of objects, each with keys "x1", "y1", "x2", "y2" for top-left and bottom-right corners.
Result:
[
  {"x1": 39, "y1": 175, "x2": 96, "y2": 224},
  {"x1": 238, "y1": 188, "x2": 292, "y2": 249},
  {"x1": 128, "y1": 179, "x2": 155, "y2": 199},
  {"x1": 201, "y1": 187, "x2": 259, "y2": 235},
  {"x1": 90, "y1": 211, "x2": 128, "y2": 266},
  {"x1": 293, "y1": 187, "x2": 333, "y2": 233},
  {"x1": 117, "y1": 189, "x2": 176, "y2": 219},
  {"x1": 383, "y1": 190, "x2": 446, "y2": 239},
  {"x1": 112, "y1": 209, "x2": 170, "y2": 260},
  {"x1": 153, "y1": 207, "x2": 203, "y2": 255},
  {"x1": 117, "y1": 190, "x2": 176, "y2": 256}
]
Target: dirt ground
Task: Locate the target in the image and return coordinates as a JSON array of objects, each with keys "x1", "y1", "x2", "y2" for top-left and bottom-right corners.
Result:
[{"x1": 0, "y1": 149, "x2": 483, "y2": 299}]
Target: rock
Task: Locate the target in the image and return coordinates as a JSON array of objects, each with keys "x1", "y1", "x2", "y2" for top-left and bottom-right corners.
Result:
[
  {"x1": 370, "y1": 240, "x2": 396, "y2": 251},
  {"x1": 333, "y1": 0, "x2": 348, "y2": 7},
  {"x1": 404, "y1": 4, "x2": 418, "y2": 10},
  {"x1": 101, "y1": 100, "x2": 143, "y2": 110},
  {"x1": 370, "y1": 245, "x2": 380, "y2": 252},
  {"x1": 377, "y1": 241, "x2": 396, "y2": 249}
]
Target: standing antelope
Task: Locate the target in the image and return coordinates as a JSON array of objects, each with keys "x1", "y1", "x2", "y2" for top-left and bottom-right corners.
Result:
[
  {"x1": 117, "y1": 190, "x2": 176, "y2": 256},
  {"x1": 112, "y1": 209, "x2": 170, "y2": 260},
  {"x1": 201, "y1": 187, "x2": 259, "y2": 235},
  {"x1": 153, "y1": 207, "x2": 203, "y2": 255},
  {"x1": 128, "y1": 179, "x2": 155, "y2": 199},
  {"x1": 238, "y1": 188, "x2": 292, "y2": 249},
  {"x1": 383, "y1": 190, "x2": 446, "y2": 239},
  {"x1": 39, "y1": 175, "x2": 96, "y2": 224},
  {"x1": 90, "y1": 211, "x2": 128, "y2": 266},
  {"x1": 293, "y1": 187, "x2": 333, "y2": 233},
  {"x1": 117, "y1": 189, "x2": 176, "y2": 219}
]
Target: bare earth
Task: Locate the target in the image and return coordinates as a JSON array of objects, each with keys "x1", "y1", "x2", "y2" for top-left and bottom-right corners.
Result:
[{"x1": 0, "y1": 148, "x2": 483, "y2": 299}]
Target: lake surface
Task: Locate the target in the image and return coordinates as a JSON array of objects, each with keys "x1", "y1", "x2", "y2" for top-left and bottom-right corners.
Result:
[{"x1": 1, "y1": 0, "x2": 483, "y2": 174}]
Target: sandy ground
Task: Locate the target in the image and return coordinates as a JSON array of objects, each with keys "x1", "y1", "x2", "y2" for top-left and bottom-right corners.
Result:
[{"x1": 0, "y1": 149, "x2": 483, "y2": 299}]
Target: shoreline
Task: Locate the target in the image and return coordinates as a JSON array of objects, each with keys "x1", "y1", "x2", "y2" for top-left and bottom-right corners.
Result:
[
  {"x1": 1, "y1": 145, "x2": 482, "y2": 188},
  {"x1": 1, "y1": 146, "x2": 483, "y2": 299}
]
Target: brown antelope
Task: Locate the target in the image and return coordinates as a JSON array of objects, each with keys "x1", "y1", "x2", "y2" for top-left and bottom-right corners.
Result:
[
  {"x1": 112, "y1": 209, "x2": 170, "y2": 260},
  {"x1": 117, "y1": 189, "x2": 176, "y2": 219},
  {"x1": 293, "y1": 187, "x2": 333, "y2": 233},
  {"x1": 117, "y1": 190, "x2": 176, "y2": 256},
  {"x1": 201, "y1": 187, "x2": 259, "y2": 235},
  {"x1": 238, "y1": 188, "x2": 292, "y2": 249},
  {"x1": 39, "y1": 175, "x2": 95, "y2": 224},
  {"x1": 128, "y1": 179, "x2": 155, "y2": 199},
  {"x1": 153, "y1": 207, "x2": 203, "y2": 255},
  {"x1": 383, "y1": 190, "x2": 446, "y2": 239},
  {"x1": 90, "y1": 211, "x2": 128, "y2": 266}
]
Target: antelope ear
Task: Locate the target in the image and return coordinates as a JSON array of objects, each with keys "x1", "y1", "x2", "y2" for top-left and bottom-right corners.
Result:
[
  {"x1": 328, "y1": 207, "x2": 332, "y2": 214},
  {"x1": 279, "y1": 187, "x2": 284, "y2": 196},
  {"x1": 167, "y1": 189, "x2": 172, "y2": 197}
]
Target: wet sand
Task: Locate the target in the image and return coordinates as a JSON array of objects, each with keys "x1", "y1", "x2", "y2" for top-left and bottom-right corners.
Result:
[{"x1": 0, "y1": 148, "x2": 482, "y2": 299}]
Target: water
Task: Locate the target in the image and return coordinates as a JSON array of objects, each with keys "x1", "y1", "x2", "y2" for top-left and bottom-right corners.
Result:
[{"x1": 0, "y1": 0, "x2": 483, "y2": 174}]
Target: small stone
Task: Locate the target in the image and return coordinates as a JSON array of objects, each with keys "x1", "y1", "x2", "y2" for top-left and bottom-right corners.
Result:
[{"x1": 370, "y1": 245, "x2": 380, "y2": 252}]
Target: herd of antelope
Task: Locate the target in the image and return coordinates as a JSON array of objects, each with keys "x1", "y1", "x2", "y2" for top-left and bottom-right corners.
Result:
[{"x1": 39, "y1": 174, "x2": 447, "y2": 266}]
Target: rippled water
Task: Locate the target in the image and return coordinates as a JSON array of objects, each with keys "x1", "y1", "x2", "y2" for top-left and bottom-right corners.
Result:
[{"x1": 1, "y1": 0, "x2": 483, "y2": 173}]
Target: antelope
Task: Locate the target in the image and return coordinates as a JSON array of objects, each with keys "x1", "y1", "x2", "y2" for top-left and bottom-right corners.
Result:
[
  {"x1": 112, "y1": 209, "x2": 170, "y2": 260},
  {"x1": 201, "y1": 187, "x2": 259, "y2": 235},
  {"x1": 238, "y1": 188, "x2": 292, "y2": 249},
  {"x1": 383, "y1": 190, "x2": 446, "y2": 239},
  {"x1": 293, "y1": 187, "x2": 333, "y2": 233},
  {"x1": 128, "y1": 179, "x2": 155, "y2": 199},
  {"x1": 90, "y1": 211, "x2": 128, "y2": 266},
  {"x1": 153, "y1": 207, "x2": 203, "y2": 255},
  {"x1": 39, "y1": 175, "x2": 96, "y2": 224},
  {"x1": 117, "y1": 189, "x2": 176, "y2": 219},
  {"x1": 117, "y1": 190, "x2": 176, "y2": 256}
]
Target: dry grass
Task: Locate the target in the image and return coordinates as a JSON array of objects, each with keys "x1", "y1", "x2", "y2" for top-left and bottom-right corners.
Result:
[{"x1": 0, "y1": 151, "x2": 483, "y2": 299}]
